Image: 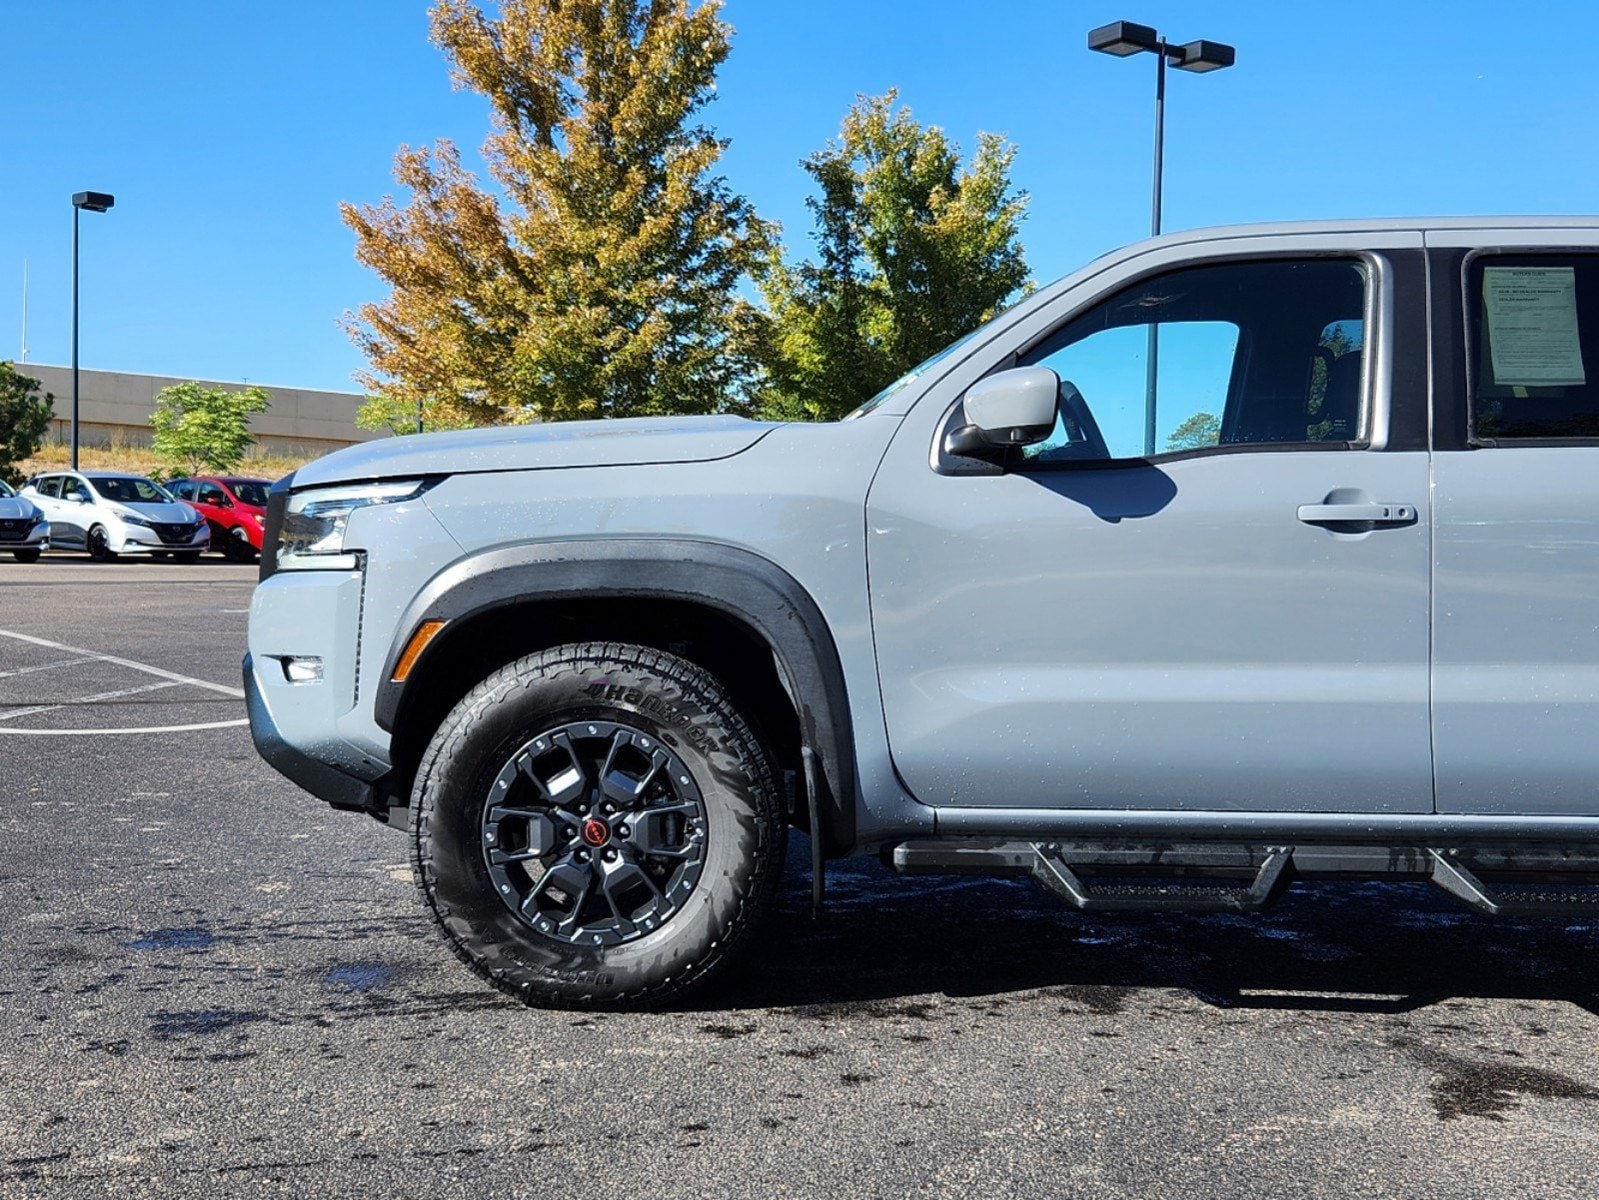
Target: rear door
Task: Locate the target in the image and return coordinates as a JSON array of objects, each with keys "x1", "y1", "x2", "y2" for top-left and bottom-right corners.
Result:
[
  {"x1": 867, "y1": 235, "x2": 1437, "y2": 813},
  {"x1": 31, "y1": 476, "x2": 73, "y2": 545},
  {"x1": 1429, "y1": 231, "x2": 1599, "y2": 814}
]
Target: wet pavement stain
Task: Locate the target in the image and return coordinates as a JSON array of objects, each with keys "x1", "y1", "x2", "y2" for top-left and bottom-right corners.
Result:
[
  {"x1": 126, "y1": 927, "x2": 218, "y2": 952},
  {"x1": 1394, "y1": 1039, "x2": 1599, "y2": 1121},
  {"x1": 699, "y1": 1022, "x2": 757, "y2": 1039},
  {"x1": 150, "y1": 1009, "x2": 269, "y2": 1038},
  {"x1": 323, "y1": 963, "x2": 395, "y2": 992}
]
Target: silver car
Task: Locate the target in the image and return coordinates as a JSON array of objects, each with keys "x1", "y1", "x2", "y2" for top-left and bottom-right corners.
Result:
[
  {"x1": 246, "y1": 217, "x2": 1599, "y2": 1008},
  {"x1": 0, "y1": 478, "x2": 49, "y2": 563}
]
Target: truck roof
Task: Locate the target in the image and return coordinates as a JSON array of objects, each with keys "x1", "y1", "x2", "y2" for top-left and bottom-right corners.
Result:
[{"x1": 1133, "y1": 215, "x2": 1599, "y2": 253}]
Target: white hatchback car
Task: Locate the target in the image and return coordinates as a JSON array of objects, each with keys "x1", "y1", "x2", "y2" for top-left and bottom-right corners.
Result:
[{"x1": 22, "y1": 471, "x2": 209, "y2": 561}]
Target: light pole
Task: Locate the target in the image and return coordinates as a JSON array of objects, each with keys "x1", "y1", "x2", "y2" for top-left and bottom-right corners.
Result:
[
  {"x1": 1088, "y1": 22, "x2": 1234, "y2": 454},
  {"x1": 70, "y1": 191, "x2": 115, "y2": 470}
]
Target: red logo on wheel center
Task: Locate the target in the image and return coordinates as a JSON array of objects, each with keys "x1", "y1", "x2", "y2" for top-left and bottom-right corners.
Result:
[{"x1": 581, "y1": 818, "x2": 610, "y2": 847}]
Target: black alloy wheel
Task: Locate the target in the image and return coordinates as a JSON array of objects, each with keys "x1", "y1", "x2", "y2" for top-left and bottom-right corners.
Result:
[{"x1": 482, "y1": 720, "x2": 708, "y2": 947}]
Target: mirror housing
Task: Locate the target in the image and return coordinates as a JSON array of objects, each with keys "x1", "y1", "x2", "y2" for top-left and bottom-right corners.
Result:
[{"x1": 945, "y1": 366, "x2": 1060, "y2": 458}]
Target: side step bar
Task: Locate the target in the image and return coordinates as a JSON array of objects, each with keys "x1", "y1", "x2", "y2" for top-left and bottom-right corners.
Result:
[{"x1": 891, "y1": 839, "x2": 1599, "y2": 917}]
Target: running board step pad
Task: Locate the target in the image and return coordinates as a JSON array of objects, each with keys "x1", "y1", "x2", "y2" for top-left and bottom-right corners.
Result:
[
  {"x1": 1428, "y1": 851, "x2": 1599, "y2": 917},
  {"x1": 1033, "y1": 848, "x2": 1292, "y2": 913}
]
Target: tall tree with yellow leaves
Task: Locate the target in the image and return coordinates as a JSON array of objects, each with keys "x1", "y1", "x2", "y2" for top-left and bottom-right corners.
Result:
[{"x1": 342, "y1": 0, "x2": 773, "y2": 426}]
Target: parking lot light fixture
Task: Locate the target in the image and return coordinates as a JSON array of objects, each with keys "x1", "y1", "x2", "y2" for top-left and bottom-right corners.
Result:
[
  {"x1": 1087, "y1": 20, "x2": 1234, "y2": 454},
  {"x1": 70, "y1": 190, "x2": 116, "y2": 471},
  {"x1": 1087, "y1": 20, "x2": 1159, "y2": 56},
  {"x1": 1173, "y1": 40, "x2": 1237, "y2": 73}
]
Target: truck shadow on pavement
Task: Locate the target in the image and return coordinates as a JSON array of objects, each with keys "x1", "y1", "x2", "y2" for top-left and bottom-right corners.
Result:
[{"x1": 706, "y1": 840, "x2": 1599, "y2": 1018}]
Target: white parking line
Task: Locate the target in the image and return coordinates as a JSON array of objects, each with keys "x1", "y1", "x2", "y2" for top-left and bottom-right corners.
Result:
[
  {"x1": 0, "y1": 679, "x2": 185, "y2": 724},
  {"x1": 0, "y1": 718, "x2": 248, "y2": 737},
  {"x1": 0, "y1": 629, "x2": 245, "y2": 699},
  {"x1": 0, "y1": 657, "x2": 93, "y2": 681}
]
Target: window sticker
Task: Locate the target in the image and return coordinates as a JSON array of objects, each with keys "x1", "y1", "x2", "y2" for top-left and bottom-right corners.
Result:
[{"x1": 1483, "y1": 266, "x2": 1586, "y2": 387}]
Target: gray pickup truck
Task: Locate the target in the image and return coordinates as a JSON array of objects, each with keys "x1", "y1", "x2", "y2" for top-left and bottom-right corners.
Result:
[{"x1": 248, "y1": 218, "x2": 1599, "y2": 1008}]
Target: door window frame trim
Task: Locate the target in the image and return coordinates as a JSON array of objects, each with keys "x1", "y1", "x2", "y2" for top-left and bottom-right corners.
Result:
[{"x1": 933, "y1": 249, "x2": 1392, "y2": 475}]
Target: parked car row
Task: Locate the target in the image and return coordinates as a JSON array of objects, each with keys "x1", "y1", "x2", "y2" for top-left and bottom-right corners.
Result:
[{"x1": 0, "y1": 471, "x2": 270, "y2": 564}]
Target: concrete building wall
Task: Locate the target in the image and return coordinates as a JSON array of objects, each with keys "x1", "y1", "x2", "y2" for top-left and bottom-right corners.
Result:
[{"x1": 20, "y1": 364, "x2": 385, "y2": 458}]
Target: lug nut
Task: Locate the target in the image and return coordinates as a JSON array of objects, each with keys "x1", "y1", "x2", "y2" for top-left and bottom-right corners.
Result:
[
  {"x1": 616, "y1": 824, "x2": 630, "y2": 839},
  {"x1": 576, "y1": 850, "x2": 590, "y2": 863},
  {"x1": 603, "y1": 849, "x2": 618, "y2": 862}
]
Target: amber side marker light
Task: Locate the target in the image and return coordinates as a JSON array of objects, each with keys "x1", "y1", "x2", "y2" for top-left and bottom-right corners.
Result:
[{"x1": 392, "y1": 620, "x2": 448, "y2": 683}]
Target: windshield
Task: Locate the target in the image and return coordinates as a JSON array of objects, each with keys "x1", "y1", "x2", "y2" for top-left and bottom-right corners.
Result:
[
  {"x1": 226, "y1": 480, "x2": 270, "y2": 507},
  {"x1": 92, "y1": 476, "x2": 173, "y2": 504},
  {"x1": 845, "y1": 326, "x2": 989, "y2": 420}
]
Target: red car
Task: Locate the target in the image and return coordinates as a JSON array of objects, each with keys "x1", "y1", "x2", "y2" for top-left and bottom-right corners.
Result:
[{"x1": 168, "y1": 476, "x2": 271, "y2": 561}]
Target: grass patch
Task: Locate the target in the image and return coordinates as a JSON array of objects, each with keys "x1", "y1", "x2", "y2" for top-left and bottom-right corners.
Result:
[{"x1": 20, "y1": 438, "x2": 314, "y2": 483}]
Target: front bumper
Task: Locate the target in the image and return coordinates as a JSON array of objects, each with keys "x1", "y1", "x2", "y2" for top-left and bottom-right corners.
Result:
[
  {"x1": 245, "y1": 653, "x2": 380, "y2": 812},
  {"x1": 246, "y1": 566, "x2": 398, "y2": 819},
  {"x1": 115, "y1": 524, "x2": 210, "y2": 554},
  {"x1": 0, "y1": 521, "x2": 49, "y2": 549}
]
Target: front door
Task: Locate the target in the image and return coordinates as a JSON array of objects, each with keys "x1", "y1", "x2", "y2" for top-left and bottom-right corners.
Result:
[{"x1": 867, "y1": 252, "x2": 1435, "y2": 813}]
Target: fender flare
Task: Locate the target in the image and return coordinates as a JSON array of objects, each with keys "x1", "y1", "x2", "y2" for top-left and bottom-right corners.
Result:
[{"x1": 375, "y1": 537, "x2": 857, "y2": 854}]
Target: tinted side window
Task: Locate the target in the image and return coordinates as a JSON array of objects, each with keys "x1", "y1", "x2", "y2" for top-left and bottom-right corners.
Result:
[
  {"x1": 1469, "y1": 254, "x2": 1599, "y2": 441},
  {"x1": 198, "y1": 484, "x2": 226, "y2": 504},
  {"x1": 169, "y1": 480, "x2": 193, "y2": 500},
  {"x1": 1019, "y1": 259, "x2": 1368, "y2": 464},
  {"x1": 38, "y1": 476, "x2": 62, "y2": 498}
]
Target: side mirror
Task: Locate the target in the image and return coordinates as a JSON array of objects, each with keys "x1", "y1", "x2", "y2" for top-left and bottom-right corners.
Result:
[{"x1": 945, "y1": 367, "x2": 1059, "y2": 458}]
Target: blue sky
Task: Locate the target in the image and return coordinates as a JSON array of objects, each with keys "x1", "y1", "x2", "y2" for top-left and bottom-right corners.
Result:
[{"x1": 2, "y1": 0, "x2": 1595, "y2": 394}]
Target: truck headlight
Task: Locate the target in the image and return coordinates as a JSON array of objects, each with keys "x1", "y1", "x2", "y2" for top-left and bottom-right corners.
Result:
[{"x1": 278, "y1": 480, "x2": 433, "y2": 571}]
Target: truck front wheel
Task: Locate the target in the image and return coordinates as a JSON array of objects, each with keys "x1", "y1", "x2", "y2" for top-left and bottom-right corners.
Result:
[{"x1": 410, "y1": 641, "x2": 786, "y2": 1009}]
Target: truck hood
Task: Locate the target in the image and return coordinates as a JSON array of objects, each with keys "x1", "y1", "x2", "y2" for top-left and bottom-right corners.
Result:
[{"x1": 293, "y1": 415, "x2": 781, "y2": 488}]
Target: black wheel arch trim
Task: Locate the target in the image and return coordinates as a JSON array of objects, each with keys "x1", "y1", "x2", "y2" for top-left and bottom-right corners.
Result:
[{"x1": 376, "y1": 537, "x2": 858, "y2": 856}]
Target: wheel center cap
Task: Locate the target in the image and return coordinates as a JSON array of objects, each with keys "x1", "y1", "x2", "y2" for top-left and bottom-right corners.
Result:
[{"x1": 581, "y1": 817, "x2": 611, "y2": 848}]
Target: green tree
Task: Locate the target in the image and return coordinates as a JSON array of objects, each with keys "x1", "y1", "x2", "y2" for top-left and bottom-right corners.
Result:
[
  {"x1": 1166, "y1": 411, "x2": 1220, "y2": 452},
  {"x1": 355, "y1": 392, "x2": 480, "y2": 437},
  {"x1": 149, "y1": 382, "x2": 271, "y2": 476},
  {"x1": 341, "y1": 0, "x2": 773, "y2": 427},
  {"x1": 0, "y1": 362, "x2": 54, "y2": 486},
  {"x1": 759, "y1": 92, "x2": 1031, "y2": 421}
]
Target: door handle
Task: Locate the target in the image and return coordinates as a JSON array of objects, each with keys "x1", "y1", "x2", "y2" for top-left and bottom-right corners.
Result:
[{"x1": 1297, "y1": 502, "x2": 1417, "y2": 526}]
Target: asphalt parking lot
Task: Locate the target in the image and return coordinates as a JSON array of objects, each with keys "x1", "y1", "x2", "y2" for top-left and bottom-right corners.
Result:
[{"x1": 4, "y1": 556, "x2": 1599, "y2": 1198}]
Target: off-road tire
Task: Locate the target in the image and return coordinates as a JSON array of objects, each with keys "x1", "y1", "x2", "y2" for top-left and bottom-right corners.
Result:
[{"x1": 411, "y1": 641, "x2": 786, "y2": 1009}]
